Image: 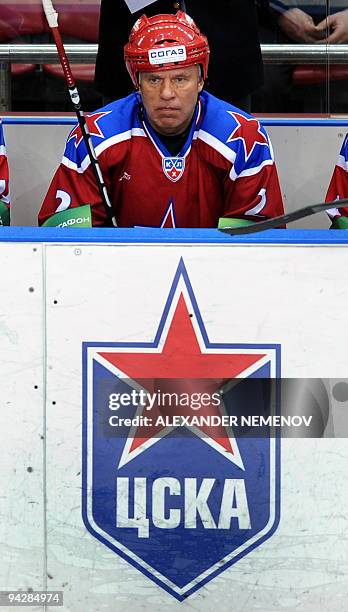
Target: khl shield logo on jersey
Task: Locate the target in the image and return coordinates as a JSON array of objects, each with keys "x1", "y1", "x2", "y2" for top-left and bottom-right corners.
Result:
[
  {"x1": 82, "y1": 259, "x2": 280, "y2": 601},
  {"x1": 162, "y1": 157, "x2": 185, "y2": 182}
]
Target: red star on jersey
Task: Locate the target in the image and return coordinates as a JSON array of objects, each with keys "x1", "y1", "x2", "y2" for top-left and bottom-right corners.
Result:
[
  {"x1": 67, "y1": 111, "x2": 111, "y2": 148},
  {"x1": 97, "y1": 278, "x2": 269, "y2": 469},
  {"x1": 226, "y1": 111, "x2": 269, "y2": 160}
]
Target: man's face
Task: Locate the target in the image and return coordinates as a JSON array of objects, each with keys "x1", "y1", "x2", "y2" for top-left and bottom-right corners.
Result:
[{"x1": 139, "y1": 65, "x2": 204, "y2": 135}]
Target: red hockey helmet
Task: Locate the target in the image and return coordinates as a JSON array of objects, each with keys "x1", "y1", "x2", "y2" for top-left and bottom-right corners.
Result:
[{"x1": 124, "y1": 11, "x2": 210, "y2": 88}]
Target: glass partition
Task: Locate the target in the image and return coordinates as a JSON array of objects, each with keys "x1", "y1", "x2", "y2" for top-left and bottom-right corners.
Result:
[
  {"x1": 253, "y1": 1, "x2": 348, "y2": 113},
  {"x1": 0, "y1": 1, "x2": 347, "y2": 113},
  {"x1": 0, "y1": 0, "x2": 101, "y2": 111},
  {"x1": 327, "y1": 0, "x2": 348, "y2": 113}
]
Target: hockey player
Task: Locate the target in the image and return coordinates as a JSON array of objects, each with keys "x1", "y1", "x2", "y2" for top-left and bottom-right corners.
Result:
[
  {"x1": 0, "y1": 121, "x2": 10, "y2": 226},
  {"x1": 326, "y1": 134, "x2": 348, "y2": 228},
  {"x1": 39, "y1": 12, "x2": 284, "y2": 229}
]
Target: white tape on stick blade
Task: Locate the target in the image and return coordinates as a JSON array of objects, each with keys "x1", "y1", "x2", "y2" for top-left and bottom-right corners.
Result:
[
  {"x1": 124, "y1": 0, "x2": 157, "y2": 13},
  {"x1": 42, "y1": 0, "x2": 58, "y2": 27}
]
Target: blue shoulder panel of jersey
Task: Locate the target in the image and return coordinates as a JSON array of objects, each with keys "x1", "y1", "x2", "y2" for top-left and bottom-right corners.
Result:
[
  {"x1": 340, "y1": 134, "x2": 348, "y2": 160},
  {"x1": 0, "y1": 121, "x2": 5, "y2": 146},
  {"x1": 199, "y1": 90, "x2": 273, "y2": 175},
  {"x1": 63, "y1": 93, "x2": 142, "y2": 166}
]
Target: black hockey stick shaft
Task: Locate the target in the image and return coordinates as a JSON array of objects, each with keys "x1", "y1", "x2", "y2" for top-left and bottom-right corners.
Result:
[
  {"x1": 42, "y1": 0, "x2": 117, "y2": 227},
  {"x1": 219, "y1": 199, "x2": 348, "y2": 235}
]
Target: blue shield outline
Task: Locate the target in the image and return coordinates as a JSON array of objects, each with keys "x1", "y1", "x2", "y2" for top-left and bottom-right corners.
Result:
[{"x1": 82, "y1": 258, "x2": 281, "y2": 601}]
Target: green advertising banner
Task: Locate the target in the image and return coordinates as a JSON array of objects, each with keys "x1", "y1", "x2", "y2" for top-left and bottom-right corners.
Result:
[
  {"x1": 42, "y1": 205, "x2": 92, "y2": 228},
  {"x1": 0, "y1": 200, "x2": 10, "y2": 226},
  {"x1": 218, "y1": 217, "x2": 255, "y2": 229}
]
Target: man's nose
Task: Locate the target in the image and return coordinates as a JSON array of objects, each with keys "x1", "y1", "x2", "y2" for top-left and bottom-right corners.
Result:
[{"x1": 159, "y1": 78, "x2": 176, "y2": 99}]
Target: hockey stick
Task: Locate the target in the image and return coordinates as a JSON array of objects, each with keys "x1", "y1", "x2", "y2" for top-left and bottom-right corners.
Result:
[
  {"x1": 42, "y1": 0, "x2": 117, "y2": 227},
  {"x1": 219, "y1": 199, "x2": 348, "y2": 235}
]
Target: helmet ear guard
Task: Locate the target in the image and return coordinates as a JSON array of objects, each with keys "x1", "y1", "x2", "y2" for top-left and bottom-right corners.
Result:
[{"x1": 124, "y1": 11, "x2": 210, "y2": 88}]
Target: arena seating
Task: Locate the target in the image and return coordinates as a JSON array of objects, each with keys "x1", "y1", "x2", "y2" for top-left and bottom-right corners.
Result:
[
  {"x1": 292, "y1": 63, "x2": 348, "y2": 112},
  {"x1": 42, "y1": 11, "x2": 98, "y2": 84},
  {"x1": 43, "y1": 63, "x2": 95, "y2": 82},
  {"x1": 293, "y1": 65, "x2": 348, "y2": 86},
  {"x1": 0, "y1": 2, "x2": 99, "y2": 83},
  {"x1": 0, "y1": 5, "x2": 41, "y2": 77},
  {"x1": 0, "y1": 5, "x2": 45, "y2": 77}
]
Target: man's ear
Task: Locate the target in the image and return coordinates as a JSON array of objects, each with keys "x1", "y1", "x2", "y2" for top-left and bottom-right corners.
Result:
[{"x1": 198, "y1": 79, "x2": 204, "y2": 93}]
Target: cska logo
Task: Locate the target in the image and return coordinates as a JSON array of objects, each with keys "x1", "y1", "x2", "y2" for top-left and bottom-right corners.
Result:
[
  {"x1": 82, "y1": 259, "x2": 281, "y2": 600},
  {"x1": 162, "y1": 157, "x2": 185, "y2": 182}
]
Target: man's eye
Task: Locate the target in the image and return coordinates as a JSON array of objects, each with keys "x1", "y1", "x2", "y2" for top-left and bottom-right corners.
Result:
[{"x1": 149, "y1": 78, "x2": 159, "y2": 84}]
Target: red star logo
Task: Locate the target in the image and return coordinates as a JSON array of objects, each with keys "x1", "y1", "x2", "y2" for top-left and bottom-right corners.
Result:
[
  {"x1": 95, "y1": 270, "x2": 271, "y2": 469},
  {"x1": 226, "y1": 112, "x2": 269, "y2": 160},
  {"x1": 67, "y1": 111, "x2": 111, "y2": 148}
]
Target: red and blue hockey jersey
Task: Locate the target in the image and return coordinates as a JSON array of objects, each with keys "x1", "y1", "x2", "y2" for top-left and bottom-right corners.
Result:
[
  {"x1": 39, "y1": 91, "x2": 284, "y2": 227},
  {"x1": 326, "y1": 134, "x2": 348, "y2": 218},
  {"x1": 0, "y1": 121, "x2": 10, "y2": 225}
]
